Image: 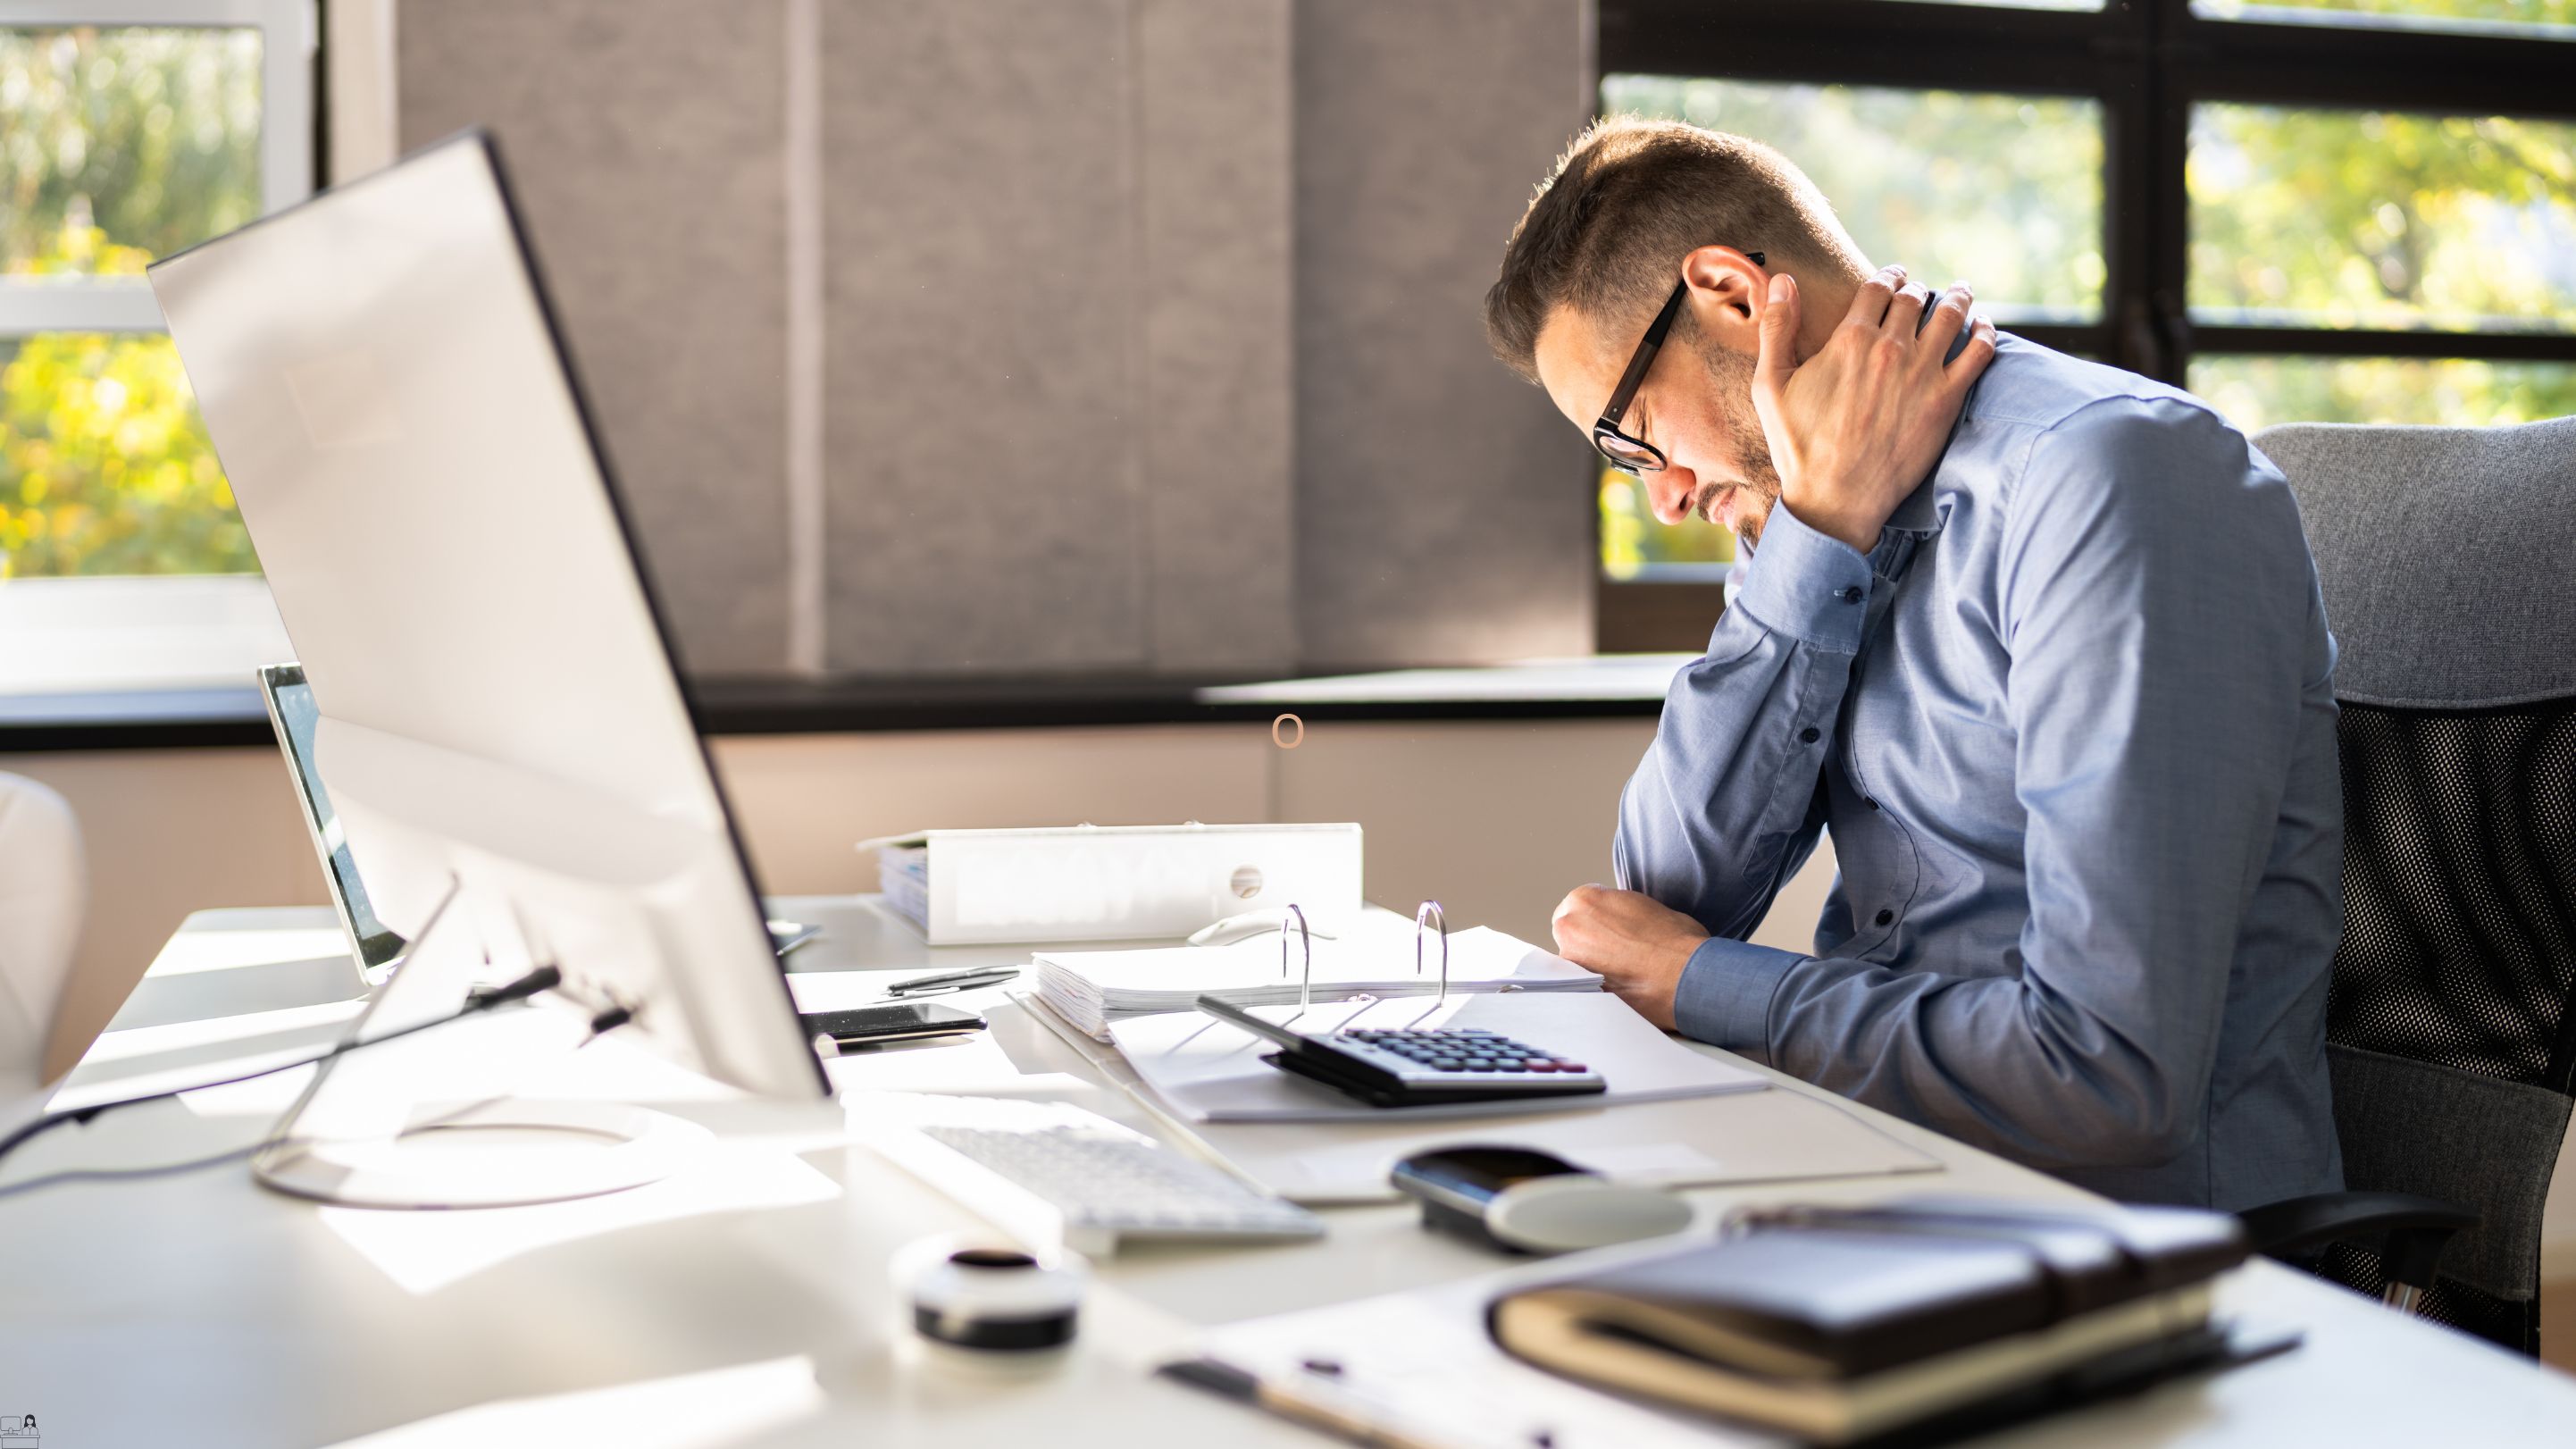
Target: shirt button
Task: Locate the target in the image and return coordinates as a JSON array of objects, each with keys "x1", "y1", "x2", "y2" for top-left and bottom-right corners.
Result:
[
  {"x1": 1875, "y1": 909, "x2": 1895, "y2": 926},
  {"x1": 1838, "y1": 586, "x2": 1864, "y2": 603},
  {"x1": 1864, "y1": 797, "x2": 1880, "y2": 810},
  {"x1": 1799, "y1": 727, "x2": 1820, "y2": 744}
]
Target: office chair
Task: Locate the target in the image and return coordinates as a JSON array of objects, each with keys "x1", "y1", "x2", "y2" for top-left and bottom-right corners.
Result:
[
  {"x1": 0, "y1": 772, "x2": 86, "y2": 1090},
  {"x1": 2236, "y1": 415, "x2": 2576, "y2": 1356}
]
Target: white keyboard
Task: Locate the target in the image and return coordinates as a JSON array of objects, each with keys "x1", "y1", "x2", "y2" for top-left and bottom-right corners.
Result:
[{"x1": 866, "y1": 1093, "x2": 1325, "y2": 1256}]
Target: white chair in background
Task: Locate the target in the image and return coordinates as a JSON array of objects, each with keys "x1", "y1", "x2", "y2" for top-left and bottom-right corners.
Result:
[{"x1": 0, "y1": 773, "x2": 85, "y2": 1091}]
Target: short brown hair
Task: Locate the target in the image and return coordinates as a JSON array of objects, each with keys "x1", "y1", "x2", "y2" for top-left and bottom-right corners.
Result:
[{"x1": 1485, "y1": 115, "x2": 1868, "y2": 383}]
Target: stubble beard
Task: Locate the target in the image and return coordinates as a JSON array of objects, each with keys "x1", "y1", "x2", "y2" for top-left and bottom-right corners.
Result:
[{"x1": 1697, "y1": 339, "x2": 1784, "y2": 555}]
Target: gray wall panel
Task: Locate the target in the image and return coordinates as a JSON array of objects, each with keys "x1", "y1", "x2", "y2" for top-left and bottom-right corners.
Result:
[
  {"x1": 1137, "y1": 0, "x2": 1297, "y2": 672},
  {"x1": 1293, "y1": 0, "x2": 1594, "y2": 666},
  {"x1": 821, "y1": 0, "x2": 1145, "y2": 674},
  {"x1": 398, "y1": 0, "x2": 792, "y2": 674}
]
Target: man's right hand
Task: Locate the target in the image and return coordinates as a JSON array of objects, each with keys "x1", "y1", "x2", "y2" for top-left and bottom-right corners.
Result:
[{"x1": 1752, "y1": 264, "x2": 1996, "y2": 555}]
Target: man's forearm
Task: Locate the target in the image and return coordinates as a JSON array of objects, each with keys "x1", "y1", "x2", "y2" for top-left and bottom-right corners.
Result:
[{"x1": 1618, "y1": 503, "x2": 1870, "y2": 935}]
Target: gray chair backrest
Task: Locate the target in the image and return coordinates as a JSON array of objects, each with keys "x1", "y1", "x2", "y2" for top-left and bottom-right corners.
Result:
[
  {"x1": 2256, "y1": 415, "x2": 2576, "y2": 1352},
  {"x1": 2262, "y1": 417, "x2": 2576, "y2": 710}
]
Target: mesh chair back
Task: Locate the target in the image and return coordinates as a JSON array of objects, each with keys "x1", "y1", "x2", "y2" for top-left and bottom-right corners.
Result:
[{"x1": 2258, "y1": 415, "x2": 2576, "y2": 1354}]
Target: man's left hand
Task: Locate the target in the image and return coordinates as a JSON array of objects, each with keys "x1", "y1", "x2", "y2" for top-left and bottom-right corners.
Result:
[{"x1": 1549, "y1": 885, "x2": 1710, "y2": 1032}]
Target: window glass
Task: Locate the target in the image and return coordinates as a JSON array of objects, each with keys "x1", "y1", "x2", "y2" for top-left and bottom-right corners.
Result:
[
  {"x1": 1, "y1": 333, "x2": 251, "y2": 577},
  {"x1": 2194, "y1": 1, "x2": 2576, "y2": 38},
  {"x1": 1602, "y1": 76, "x2": 2106, "y2": 327},
  {"x1": 1, "y1": 26, "x2": 264, "y2": 276},
  {"x1": 1601, "y1": 467, "x2": 1734, "y2": 581},
  {"x1": 2188, "y1": 355, "x2": 2576, "y2": 433},
  {"x1": 2188, "y1": 105, "x2": 2576, "y2": 334}
]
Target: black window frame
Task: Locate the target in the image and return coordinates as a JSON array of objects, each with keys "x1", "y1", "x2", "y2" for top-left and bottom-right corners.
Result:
[{"x1": 1594, "y1": 0, "x2": 2576, "y2": 651}]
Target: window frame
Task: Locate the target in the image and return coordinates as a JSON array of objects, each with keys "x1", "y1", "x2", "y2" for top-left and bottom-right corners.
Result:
[{"x1": 1594, "y1": 0, "x2": 2576, "y2": 650}]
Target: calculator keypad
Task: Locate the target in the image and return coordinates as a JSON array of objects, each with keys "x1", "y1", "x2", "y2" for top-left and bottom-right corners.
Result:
[{"x1": 1330, "y1": 1026, "x2": 1597, "y2": 1088}]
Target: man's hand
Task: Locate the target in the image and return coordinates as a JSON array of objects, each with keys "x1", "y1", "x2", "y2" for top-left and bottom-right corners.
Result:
[
  {"x1": 1549, "y1": 885, "x2": 1710, "y2": 1032},
  {"x1": 1752, "y1": 265, "x2": 1997, "y2": 554}
]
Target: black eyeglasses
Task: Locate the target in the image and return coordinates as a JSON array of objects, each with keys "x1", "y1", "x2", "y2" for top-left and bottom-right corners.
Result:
[{"x1": 1591, "y1": 250, "x2": 1762, "y2": 477}]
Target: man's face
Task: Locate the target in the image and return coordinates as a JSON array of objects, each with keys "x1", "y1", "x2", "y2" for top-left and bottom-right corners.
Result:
[{"x1": 1535, "y1": 297, "x2": 1783, "y2": 553}]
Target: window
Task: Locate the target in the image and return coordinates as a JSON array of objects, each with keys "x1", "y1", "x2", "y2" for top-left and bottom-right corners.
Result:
[
  {"x1": 0, "y1": 0, "x2": 311, "y2": 693},
  {"x1": 1596, "y1": 0, "x2": 2576, "y2": 647}
]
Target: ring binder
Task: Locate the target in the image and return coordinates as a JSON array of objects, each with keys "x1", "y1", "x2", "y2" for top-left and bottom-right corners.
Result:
[{"x1": 1417, "y1": 900, "x2": 1449, "y2": 1002}]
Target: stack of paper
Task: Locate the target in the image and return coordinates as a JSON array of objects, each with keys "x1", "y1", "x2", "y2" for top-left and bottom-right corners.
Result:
[
  {"x1": 1033, "y1": 926, "x2": 1601, "y2": 1040},
  {"x1": 877, "y1": 842, "x2": 931, "y2": 933}
]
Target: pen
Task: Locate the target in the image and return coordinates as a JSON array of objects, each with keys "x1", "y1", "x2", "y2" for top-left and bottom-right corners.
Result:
[
  {"x1": 885, "y1": 966, "x2": 1020, "y2": 997},
  {"x1": 1159, "y1": 1356, "x2": 1462, "y2": 1449}
]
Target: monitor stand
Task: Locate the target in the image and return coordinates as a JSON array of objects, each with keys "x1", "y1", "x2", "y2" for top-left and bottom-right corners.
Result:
[{"x1": 250, "y1": 883, "x2": 710, "y2": 1210}]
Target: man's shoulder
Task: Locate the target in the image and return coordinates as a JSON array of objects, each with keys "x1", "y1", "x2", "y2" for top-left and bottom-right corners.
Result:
[{"x1": 1961, "y1": 333, "x2": 2220, "y2": 437}]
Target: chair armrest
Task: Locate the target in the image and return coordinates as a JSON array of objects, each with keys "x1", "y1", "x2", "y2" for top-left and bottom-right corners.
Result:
[{"x1": 2237, "y1": 1190, "x2": 2480, "y2": 1291}]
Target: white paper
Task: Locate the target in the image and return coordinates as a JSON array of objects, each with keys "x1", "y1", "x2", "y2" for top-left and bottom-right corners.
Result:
[
  {"x1": 1107, "y1": 992, "x2": 1764, "y2": 1123},
  {"x1": 1187, "y1": 1265, "x2": 1735, "y2": 1449}
]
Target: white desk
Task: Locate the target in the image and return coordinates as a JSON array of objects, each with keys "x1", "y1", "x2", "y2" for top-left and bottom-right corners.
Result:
[{"x1": 4, "y1": 898, "x2": 2572, "y2": 1447}]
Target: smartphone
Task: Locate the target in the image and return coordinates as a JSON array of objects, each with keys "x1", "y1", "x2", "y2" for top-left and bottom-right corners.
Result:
[{"x1": 801, "y1": 1001, "x2": 986, "y2": 1047}]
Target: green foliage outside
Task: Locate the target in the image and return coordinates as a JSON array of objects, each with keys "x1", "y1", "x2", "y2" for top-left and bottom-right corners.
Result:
[
  {"x1": 2, "y1": 27, "x2": 262, "y2": 272},
  {"x1": 2189, "y1": 105, "x2": 2576, "y2": 331},
  {"x1": 2190, "y1": 356, "x2": 2576, "y2": 434},
  {"x1": 2196, "y1": 0, "x2": 2576, "y2": 29},
  {"x1": 1600, "y1": 76, "x2": 2107, "y2": 326},
  {"x1": 1, "y1": 26, "x2": 261, "y2": 578},
  {"x1": 1, "y1": 331, "x2": 255, "y2": 577}
]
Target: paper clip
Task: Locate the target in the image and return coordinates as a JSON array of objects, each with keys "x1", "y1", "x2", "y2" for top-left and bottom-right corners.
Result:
[
  {"x1": 1415, "y1": 900, "x2": 1448, "y2": 1003},
  {"x1": 1279, "y1": 903, "x2": 1313, "y2": 1011}
]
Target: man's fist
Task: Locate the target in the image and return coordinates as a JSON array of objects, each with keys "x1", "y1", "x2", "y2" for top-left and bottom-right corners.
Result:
[{"x1": 1549, "y1": 885, "x2": 1710, "y2": 1032}]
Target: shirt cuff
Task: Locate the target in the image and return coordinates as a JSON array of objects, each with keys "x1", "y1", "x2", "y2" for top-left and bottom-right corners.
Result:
[
  {"x1": 1730, "y1": 501, "x2": 1874, "y2": 653},
  {"x1": 1672, "y1": 935, "x2": 1802, "y2": 1061}
]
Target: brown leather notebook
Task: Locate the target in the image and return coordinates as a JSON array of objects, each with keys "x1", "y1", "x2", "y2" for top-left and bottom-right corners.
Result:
[{"x1": 1487, "y1": 1198, "x2": 2247, "y2": 1445}]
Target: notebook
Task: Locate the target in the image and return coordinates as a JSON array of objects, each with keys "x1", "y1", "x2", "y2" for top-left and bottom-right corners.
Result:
[
  {"x1": 1033, "y1": 925, "x2": 1600, "y2": 1040},
  {"x1": 1488, "y1": 1199, "x2": 2250, "y2": 1445}
]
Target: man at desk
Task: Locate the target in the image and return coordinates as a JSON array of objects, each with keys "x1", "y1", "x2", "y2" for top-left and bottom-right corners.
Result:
[{"x1": 1498, "y1": 117, "x2": 2341, "y2": 1212}]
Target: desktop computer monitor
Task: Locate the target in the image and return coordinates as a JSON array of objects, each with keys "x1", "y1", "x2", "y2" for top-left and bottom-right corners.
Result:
[{"x1": 148, "y1": 131, "x2": 830, "y2": 1201}]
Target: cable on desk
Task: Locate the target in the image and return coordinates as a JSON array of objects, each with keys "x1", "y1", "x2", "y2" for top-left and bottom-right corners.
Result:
[
  {"x1": 0, "y1": 964, "x2": 566, "y2": 1175},
  {"x1": 0, "y1": 1085, "x2": 545, "y2": 1204},
  {"x1": 0, "y1": 1139, "x2": 270, "y2": 1202}
]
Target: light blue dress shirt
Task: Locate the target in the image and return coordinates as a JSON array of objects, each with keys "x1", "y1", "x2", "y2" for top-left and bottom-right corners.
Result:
[{"x1": 1619, "y1": 335, "x2": 2345, "y2": 1211}]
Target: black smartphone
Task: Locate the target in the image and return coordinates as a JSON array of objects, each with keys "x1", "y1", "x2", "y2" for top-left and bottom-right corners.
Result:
[{"x1": 800, "y1": 1001, "x2": 985, "y2": 1047}]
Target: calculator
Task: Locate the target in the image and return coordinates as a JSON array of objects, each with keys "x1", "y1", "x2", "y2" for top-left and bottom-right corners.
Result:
[{"x1": 1192, "y1": 994, "x2": 1608, "y2": 1109}]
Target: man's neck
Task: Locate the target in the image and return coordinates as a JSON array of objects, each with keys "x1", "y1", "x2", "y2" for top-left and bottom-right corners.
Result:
[{"x1": 1790, "y1": 273, "x2": 1861, "y2": 365}]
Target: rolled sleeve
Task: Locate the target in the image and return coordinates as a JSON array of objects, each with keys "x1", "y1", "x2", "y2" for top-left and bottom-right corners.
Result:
[
  {"x1": 1671, "y1": 935, "x2": 1802, "y2": 1060},
  {"x1": 1729, "y1": 501, "x2": 1875, "y2": 653}
]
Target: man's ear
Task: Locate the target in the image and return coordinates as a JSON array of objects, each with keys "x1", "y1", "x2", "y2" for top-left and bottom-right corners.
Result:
[{"x1": 1679, "y1": 244, "x2": 1769, "y2": 348}]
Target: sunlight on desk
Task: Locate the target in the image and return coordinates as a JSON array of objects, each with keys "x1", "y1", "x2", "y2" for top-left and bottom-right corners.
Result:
[
  {"x1": 331, "y1": 1355, "x2": 826, "y2": 1449},
  {"x1": 145, "y1": 925, "x2": 353, "y2": 976},
  {"x1": 319, "y1": 1144, "x2": 845, "y2": 1295}
]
